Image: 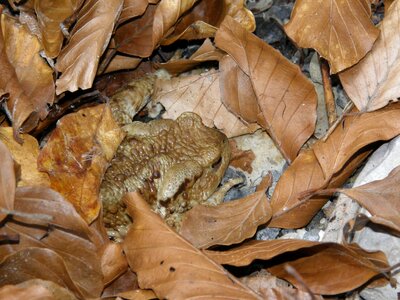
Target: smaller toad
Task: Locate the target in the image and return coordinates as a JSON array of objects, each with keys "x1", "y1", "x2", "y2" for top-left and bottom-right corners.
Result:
[{"x1": 100, "y1": 112, "x2": 230, "y2": 241}]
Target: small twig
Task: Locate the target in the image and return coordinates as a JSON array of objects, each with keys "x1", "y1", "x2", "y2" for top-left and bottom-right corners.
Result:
[
  {"x1": 321, "y1": 101, "x2": 354, "y2": 142},
  {"x1": 320, "y1": 57, "x2": 337, "y2": 126},
  {"x1": 6, "y1": 0, "x2": 18, "y2": 11},
  {"x1": 284, "y1": 265, "x2": 318, "y2": 300}
]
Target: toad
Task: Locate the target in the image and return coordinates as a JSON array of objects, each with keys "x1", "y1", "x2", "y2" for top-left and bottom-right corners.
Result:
[{"x1": 100, "y1": 112, "x2": 230, "y2": 241}]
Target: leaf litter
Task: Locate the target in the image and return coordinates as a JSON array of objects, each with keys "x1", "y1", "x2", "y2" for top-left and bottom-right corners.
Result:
[{"x1": 0, "y1": 0, "x2": 400, "y2": 299}]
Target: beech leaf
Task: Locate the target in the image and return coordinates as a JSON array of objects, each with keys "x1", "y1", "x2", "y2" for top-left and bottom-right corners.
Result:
[
  {"x1": 0, "y1": 281, "x2": 58, "y2": 300},
  {"x1": 269, "y1": 105, "x2": 400, "y2": 228},
  {"x1": 180, "y1": 187, "x2": 272, "y2": 249},
  {"x1": 118, "y1": 0, "x2": 149, "y2": 25},
  {"x1": 157, "y1": 38, "x2": 225, "y2": 75},
  {"x1": 0, "y1": 127, "x2": 49, "y2": 187},
  {"x1": 37, "y1": 104, "x2": 125, "y2": 223},
  {"x1": 122, "y1": 192, "x2": 261, "y2": 300},
  {"x1": 34, "y1": 0, "x2": 84, "y2": 58},
  {"x1": 0, "y1": 14, "x2": 55, "y2": 139},
  {"x1": 0, "y1": 186, "x2": 103, "y2": 299},
  {"x1": 284, "y1": 0, "x2": 379, "y2": 73},
  {"x1": 161, "y1": 0, "x2": 255, "y2": 45},
  {"x1": 337, "y1": 164, "x2": 400, "y2": 233},
  {"x1": 340, "y1": 0, "x2": 400, "y2": 111},
  {"x1": 55, "y1": 0, "x2": 123, "y2": 94},
  {"x1": 0, "y1": 140, "x2": 15, "y2": 222},
  {"x1": 153, "y1": 69, "x2": 260, "y2": 138},
  {"x1": 115, "y1": 0, "x2": 197, "y2": 57},
  {"x1": 215, "y1": 16, "x2": 317, "y2": 162},
  {"x1": 206, "y1": 240, "x2": 389, "y2": 295}
]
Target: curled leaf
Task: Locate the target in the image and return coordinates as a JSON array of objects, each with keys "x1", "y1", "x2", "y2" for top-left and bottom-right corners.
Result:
[
  {"x1": 55, "y1": 0, "x2": 123, "y2": 94},
  {"x1": 34, "y1": 0, "x2": 84, "y2": 58},
  {"x1": 0, "y1": 14, "x2": 54, "y2": 139},
  {"x1": 115, "y1": 0, "x2": 197, "y2": 57}
]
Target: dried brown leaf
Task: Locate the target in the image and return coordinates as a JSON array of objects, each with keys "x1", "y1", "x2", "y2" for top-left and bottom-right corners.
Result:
[
  {"x1": 55, "y1": 0, "x2": 123, "y2": 94},
  {"x1": 269, "y1": 103, "x2": 400, "y2": 228},
  {"x1": 229, "y1": 139, "x2": 256, "y2": 173},
  {"x1": 0, "y1": 140, "x2": 15, "y2": 222},
  {"x1": 285, "y1": 0, "x2": 379, "y2": 73},
  {"x1": 153, "y1": 69, "x2": 260, "y2": 138},
  {"x1": 122, "y1": 192, "x2": 261, "y2": 300},
  {"x1": 239, "y1": 270, "x2": 322, "y2": 300},
  {"x1": 101, "y1": 269, "x2": 140, "y2": 298},
  {"x1": 0, "y1": 14, "x2": 54, "y2": 139},
  {"x1": 0, "y1": 186, "x2": 103, "y2": 298},
  {"x1": 337, "y1": 165, "x2": 400, "y2": 233},
  {"x1": 101, "y1": 242, "x2": 128, "y2": 285},
  {"x1": 115, "y1": 0, "x2": 197, "y2": 57},
  {"x1": 118, "y1": 0, "x2": 149, "y2": 25},
  {"x1": 34, "y1": 0, "x2": 84, "y2": 58},
  {"x1": 206, "y1": 240, "x2": 389, "y2": 295},
  {"x1": 0, "y1": 127, "x2": 49, "y2": 187},
  {"x1": 180, "y1": 188, "x2": 271, "y2": 249},
  {"x1": 215, "y1": 16, "x2": 317, "y2": 162},
  {"x1": 162, "y1": 0, "x2": 255, "y2": 45},
  {"x1": 103, "y1": 54, "x2": 142, "y2": 74},
  {"x1": 0, "y1": 283, "x2": 54, "y2": 300},
  {"x1": 219, "y1": 55, "x2": 265, "y2": 127},
  {"x1": 37, "y1": 104, "x2": 125, "y2": 223},
  {"x1": 340, "y1": 0, "x2": 400, "y2": 111},
  {"x1": 157, "y1": 38, "x2": 225, "y2": 75},
  {"x1": 2, "y1": 279, "x2": 79, "y2": 300}
]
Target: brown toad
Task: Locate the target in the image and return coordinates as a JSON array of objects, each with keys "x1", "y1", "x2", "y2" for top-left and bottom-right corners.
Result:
[{"x1": 100, "y1": 112, "x2": 230, "y2": 240}]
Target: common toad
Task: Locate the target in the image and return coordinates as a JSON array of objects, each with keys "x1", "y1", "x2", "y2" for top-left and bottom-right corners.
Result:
[{"x1": 100, "y1": 112, "x2": 230, "y2": 241}]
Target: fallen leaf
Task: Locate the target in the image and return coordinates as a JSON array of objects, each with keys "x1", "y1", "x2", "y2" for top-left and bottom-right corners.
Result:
[
  {"x1": 229, "y1": 139, "x2": 256, "y2": 173},
  {"x1": 101, "y1": 269, "x2": 140, "y2": 298},
  {"x1": 0, "y1": 14, "x2": 55, "y2": 139},
  {"x1": 0, "y1": 282, "x2": 54, "y2": 300},
  {"x1": 219, "y1": 55, "x2": 265, "y2": 128},
  {"x1": 118, "y1": 0, "x2": 149, "y2": 25},
  {"x1": 55, "y1": 0, "x2": 123, "y2": 94},
  {"x1": 0, "y1": 127, "x2": 49, "y2": 187},
  {"x1": 285, "y1": 0, "x2": 379, "y2": 73},
  {"x1": 0, "y1": 248, "x2": 98, "y2": 299},
  {"x1": 180, "y1": 187, "x2": 271, "y2": 249},
  {"x1": 161, "y1": 0, "x2": 255, "y2": 45},
  {"x1": 239, "y1": 270, "x2": 322, "y2": 300},
  {"x1": 100, "y1": 242, "x2": 128, "y2": 285},
  {"x1": 103, "y1": 54, "x2": 142, "y2": 74},
  {"x1": 114, "y1": 0, "x2": 197, "y2": 57},
  {"x1": 206, "y1": 240, "x2": 389, "y2": 295},
  {"x1": 0, "y1": 186, "x2": 103, "y2": 299},
  {"x1": 215, "y1": 16, "x2": 317, "y2": 162},
  {"x1": 153, "y1": 69, "x2": 260, "y2": 138},
  {"x1": 34, "y1": 0, "x2": 84, "y2": 58},
  {"x1": 37, "y1": 104, "x2": 125, "y2": 223},
  {"x1": 157, "y1": 38, "x2": 225, "y2": 75},
  {"x1": 122, "y1": 192, "x2": 261, "y2": 299},
  {"x1": 334, "y1": 165, "x2": 400, "y2": 233},
  {"x1": 2, "y1": 279, "x2": 79, "y2": 300},
  {"x1": 0, "y1": 139, "x2": 16, "y2": 222},
  {"x1": 340, "y1": 0, "x2": 400, "y2": 111},
  {"x1": 270, "y1": 103, "x2": 400, "y2": 228}
]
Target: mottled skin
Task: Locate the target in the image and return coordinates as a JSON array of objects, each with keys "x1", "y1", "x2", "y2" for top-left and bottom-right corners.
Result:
[{"x1": 100, "y1": 112, "x2": 230, "y2": 240}]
